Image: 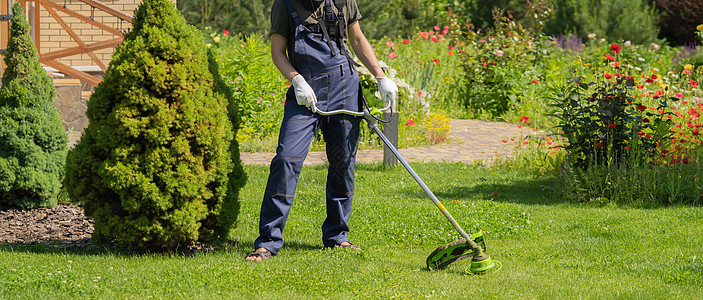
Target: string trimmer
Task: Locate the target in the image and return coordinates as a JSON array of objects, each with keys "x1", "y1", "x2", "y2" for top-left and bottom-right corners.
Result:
[{"x1": 312, "y1": 99, "x2": 498, "y2": 274}]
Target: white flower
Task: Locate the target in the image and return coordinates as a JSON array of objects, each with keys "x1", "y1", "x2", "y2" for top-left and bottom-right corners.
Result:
[
  {"x1": 624, "y1": 41, "x2": 632, "y2": 47},
  {"x1": 587, "y1": 33, "x2": 596, "y2": 39}
]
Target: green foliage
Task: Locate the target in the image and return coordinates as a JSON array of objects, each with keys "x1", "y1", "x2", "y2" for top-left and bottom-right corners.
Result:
[
  {"x1": 0, "y1": 2, "x2": 68, "y2": 209},
  {"x1": 457, "y1": 16, "x2": 549, "y2": 119},
  {"x1": 64, "y1": 0, "x2": 244, "y2": 248},
  {"x1": 545, "y1": 0, "x2": 661, "y2": 45},
  {"x1": 550, "y1": 76, "x2": 674, "y2": 168},
  {"x1": 178, "y1": 0, "x2": 273, "y2": 35}
]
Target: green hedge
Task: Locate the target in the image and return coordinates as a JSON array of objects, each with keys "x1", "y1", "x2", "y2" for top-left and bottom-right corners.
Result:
[
  {"x1": 0, "y1": 2, "x2": 68, "y2": 209},
  {"x1": 64, "y1": 0, "x2": 245, "y2": 248}
]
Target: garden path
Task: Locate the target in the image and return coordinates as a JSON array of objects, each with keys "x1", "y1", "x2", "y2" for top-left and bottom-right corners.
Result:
[{"x1": 240, "y1": 119, "x2": 534, "y2": 166}]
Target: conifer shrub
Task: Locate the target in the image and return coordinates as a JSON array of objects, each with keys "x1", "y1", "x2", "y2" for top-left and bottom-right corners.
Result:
[
  {"x1": 64, "y1": 0, "x2": 245, "y2": 247},
  {"x1": 0, "y1": 2, "x2": 68, "y2": 209}
]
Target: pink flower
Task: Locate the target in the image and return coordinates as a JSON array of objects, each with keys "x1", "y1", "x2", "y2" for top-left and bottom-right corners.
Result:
[
  {"x1": 388, "y1": 53, "x2": 398, "y2": 59},
  {"x1": 432, "y1": 59, "x2": 440, "y2": 65},
  {"x1": 418, "y1": 32, "x2": 430, "y2": 39},
  {"x1": 495, "y1": 50, "x2": 504, "y2": 57},
  {"x1": 691, "y1": 79, "x2": 698, "y2": 88},
  {"x1": 684, "y1": 70, "x2": 692, "y2": 75},
  {"x1": 405, "y1": 119, "x2": 415, "y2": 126},
  {"x1": 402, "y1": 39, "x2": 410, "y2": 45},
  {"x1": 222, "y1": 30, "x2": 230, "y2": 36},
  {"x1": 386, "y1": 41, "x2": 394, "y2": 47},
  {"x1": 434, "y1": 25, "x2": 440, "y2": 31},
  {"x1": 676, "y1": 93, "x2": 684, "y2": 98}
]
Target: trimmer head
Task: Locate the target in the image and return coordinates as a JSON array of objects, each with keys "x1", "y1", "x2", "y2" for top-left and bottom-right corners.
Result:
[{"x1": 426, "y1": 231, "x2": 488, "y2": 271}]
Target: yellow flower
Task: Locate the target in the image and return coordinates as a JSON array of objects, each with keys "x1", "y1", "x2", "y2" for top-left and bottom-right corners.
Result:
[
  {"x1": 684, "y1": 64, "x2": 694, "y2": 70},
  {"x1": 697, "y1": 24, "x2": 703, "y2": 31},
  {"x1": 213, "y1": 36, "x2": 221, "y2": 43}
]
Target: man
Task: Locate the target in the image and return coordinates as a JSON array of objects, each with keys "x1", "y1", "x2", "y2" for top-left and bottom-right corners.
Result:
[{"x1": 246, "y1": 0, "x2": 397, "y2": 261}]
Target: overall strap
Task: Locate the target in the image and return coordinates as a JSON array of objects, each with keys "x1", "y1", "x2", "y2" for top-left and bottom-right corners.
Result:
[
  {"x1": 280, "y1": 0, "x2": 301, "y2": 27},
  {"x1": 334, "y1": 0, "x2": 361, "y2": 67},
  {"x1": 317, "y1": 0, "x2": 338, "y2": 56}
]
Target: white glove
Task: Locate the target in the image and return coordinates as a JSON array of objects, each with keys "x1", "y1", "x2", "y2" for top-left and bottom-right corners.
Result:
[
  {"x1": 291, "y1": 74, "x2": 318, "y2": 113},
  {"x1": 376, "y1": 76, "x2": 398, "y2": 105}
]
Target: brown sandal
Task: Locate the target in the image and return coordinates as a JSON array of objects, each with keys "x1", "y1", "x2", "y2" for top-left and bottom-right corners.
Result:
[{"x1": 245, "y1": 249, "x2": 272, "y2": 261}]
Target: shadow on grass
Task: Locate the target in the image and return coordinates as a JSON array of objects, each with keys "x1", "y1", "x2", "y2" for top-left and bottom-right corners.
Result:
[{"x1": 394, "y1": 175, "x2": 561, "y2": 206}]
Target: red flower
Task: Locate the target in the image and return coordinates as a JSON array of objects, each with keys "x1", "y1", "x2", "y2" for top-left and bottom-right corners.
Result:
[
  {"x1": 636, "y1": 105, "x2": 647, "y2": 112},
  {"x1": 448, "y1": 45, "x2": 455, "y2": 50},
  {"x1": 683, "y1": 158, "x2": 690, "y2": 164},
  {"x1": 598, "y1": 142, "x2": 604, "y2": 147},
  {"x1": 613, "y1": 61, "x2": 620, "y2": 68},
  {"x1": 531, "y1": 80, "x2": 539, "y2": 84},
  {"x1": 492, "y1": 192, "x2": 499, "y2": 196},
  {"x1": 608, "y1": 124, "x2": 616, "y2": 129},
  {"x1": 402, "y1": 39, "x2": 410, "y2": 45},
  {"x1": 405, "y1": 119, "x2": 415, "y2": 126},
  {"x1": 605, "y1": 74, "x2": 613, "y2": 79},
  {"x1": 222, "y1": 30, "x2": 230, "y2": 36},
  {"x1": 605, "y1": 54, "x2": 616, "y2": 61},
  {"x1": 691, "y1": 79, "x2": 698, "y2": 88},
  {"x1": 520, "y1": 116, "x2": 531, "y2": 123},
  {"x1": 610, "y1": 44, "x2": 621, "y2": 53},
  {"x1": 643, "y1": 118, "x2": 650, "y2": 123},
  {"x1": 432, "y1": 59, "x2": 440, "y2": 65},
  {"x1": 625, "y1": 145, "x2": 631, "y2": 150},
  {"x1": 386, "y1": 41, "x2": 394, "y2": 47}
]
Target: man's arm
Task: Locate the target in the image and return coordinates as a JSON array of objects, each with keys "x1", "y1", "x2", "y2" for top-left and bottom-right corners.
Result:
[
  {"x1": 347, "y1": 21, "x2": 385, "y2": 78},
  {"x1": 270, "y1": 33, "x2": 299, "y2": 82}
]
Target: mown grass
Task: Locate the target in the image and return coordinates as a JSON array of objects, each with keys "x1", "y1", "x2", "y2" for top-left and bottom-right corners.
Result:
[{"x1": 2, "y1": 163, "x2": 702, "y2": 298}]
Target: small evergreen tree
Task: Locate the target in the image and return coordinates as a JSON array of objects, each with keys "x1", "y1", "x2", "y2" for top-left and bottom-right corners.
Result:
[
  {"x1": 0, "y1": 2, "x2": 68, "y2": 209},
  {"x1": 65, "y1": 0, "x2": 245, "y2": 247}
]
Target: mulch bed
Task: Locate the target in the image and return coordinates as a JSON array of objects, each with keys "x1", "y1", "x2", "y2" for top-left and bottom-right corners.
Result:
[
  {"x1": 0, "y1": 204, "x2": 228, "y2": 255},
  {"x1": 0, "y1": 204, "x2": 94, "y2": 249}
]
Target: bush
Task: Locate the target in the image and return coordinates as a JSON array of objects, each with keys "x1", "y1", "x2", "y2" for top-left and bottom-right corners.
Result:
[
  {"x1": 64, "y1": 0, "x2": 245, "y2": 248},
  {"x1": 545, "y1": 0, "x2": 661, "y2": 45},
  {"x1": 654, "y1": 0, "x2": 703, "y2": 45},
  {"x1": 0, "y1": 2, "x2": 68, "y2": 209}
]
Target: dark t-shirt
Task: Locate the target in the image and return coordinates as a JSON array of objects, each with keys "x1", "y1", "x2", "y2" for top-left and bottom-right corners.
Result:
[{"x1": 270, "y1": 0, "x2": 362, "y2": 40}]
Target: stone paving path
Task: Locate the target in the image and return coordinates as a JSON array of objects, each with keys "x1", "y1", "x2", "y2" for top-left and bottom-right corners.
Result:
[{"x1": 240, "y1": 119, "x2": 534, "y2": 166}]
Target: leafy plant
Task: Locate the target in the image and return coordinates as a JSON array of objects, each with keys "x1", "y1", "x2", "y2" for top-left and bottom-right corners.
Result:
[
  {"x1": 0, "y1": 2, "x2": 68, "y2": 209},
  {"x1": 550, "y1": 75, "x2": 675, "y2": 168},
  {"x1": 64, "y1": 0, "x2": 244, "y2": 248}
]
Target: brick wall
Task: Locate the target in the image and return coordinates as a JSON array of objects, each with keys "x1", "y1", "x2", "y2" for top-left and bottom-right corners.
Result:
[{"x1": 38, "y1": 0, "x2": 176, "y2": 68}]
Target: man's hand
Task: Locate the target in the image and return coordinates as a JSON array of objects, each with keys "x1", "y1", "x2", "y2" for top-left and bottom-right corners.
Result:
[
  {"x1": 376, "y1": 76, "x2": 398, "y2": 105},
  {"x1": 291, "y1": 74, "x2": 318, "y2": 112}
]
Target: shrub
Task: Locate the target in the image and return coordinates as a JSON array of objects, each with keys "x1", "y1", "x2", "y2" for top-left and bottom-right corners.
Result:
[
  {"x1": 654, "y1": 0, "x2": 703, "y2": 45},
  {"x1": 0, "y1": 2, "x2": 68, "y2": 209},
  {"x1": 64, "y1": 0, "x2": 244, "y2": 247},
  {"x1": 545, "y1": 0, "x2": 661, "y2": 45}
]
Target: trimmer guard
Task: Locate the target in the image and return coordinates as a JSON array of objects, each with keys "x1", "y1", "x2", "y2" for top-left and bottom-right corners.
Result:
[{"x1": 426, "y1": 231, "x2": 487, "y2": 270}]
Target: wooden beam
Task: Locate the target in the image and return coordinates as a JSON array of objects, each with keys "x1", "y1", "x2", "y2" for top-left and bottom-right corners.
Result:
[
  {"x1": 43, "y1": 4, "x2": 107, "y2": 71},
  {"x1": 34, "y1": 0, "x2": 40, "y2": 53},
  {"x1": 38, "y1": 37, "x2": 122, "y2": 61},
  {"x1": 0, "y1": 0, "x2": 8, "y2": 76},
  {"x1": 42, "y1": 59, "x2": 102, "y2": 87},
  {"x1": 77, "y1": 0, "x2": 132, "y2": 22},
  {"x1": 35, "y1": 0, "x2": 123, "y2": 37}
]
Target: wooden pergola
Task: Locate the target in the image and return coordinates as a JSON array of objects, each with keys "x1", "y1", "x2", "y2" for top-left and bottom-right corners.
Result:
[{"x1": 0, "y1": 0, "x2": 132, "y2": 87}]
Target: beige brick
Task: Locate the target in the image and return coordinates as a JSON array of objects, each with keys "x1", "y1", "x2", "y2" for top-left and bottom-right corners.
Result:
[{"x1": 50, "y1": 35, "x2": 73, "y2": 42}]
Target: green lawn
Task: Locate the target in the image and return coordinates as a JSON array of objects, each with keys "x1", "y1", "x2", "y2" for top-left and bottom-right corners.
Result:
[{"x1": 2, "y1": 163, "x2": 702, "y2": 298}]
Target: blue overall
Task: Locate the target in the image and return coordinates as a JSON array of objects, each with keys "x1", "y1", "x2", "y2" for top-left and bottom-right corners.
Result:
[{"x1": 255, "y1": 0, "x2": 363, "y2": 254}]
